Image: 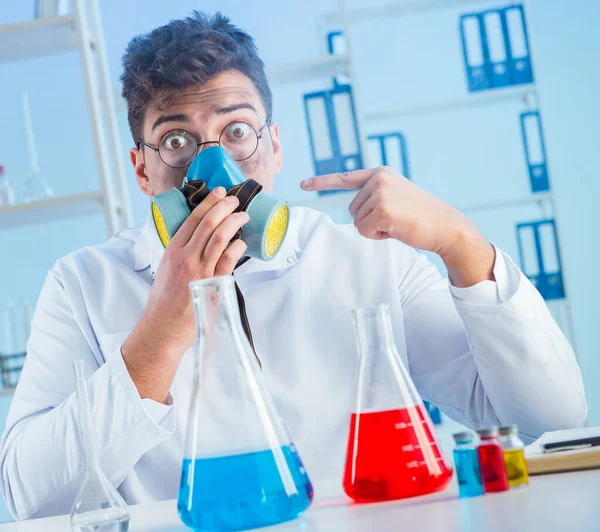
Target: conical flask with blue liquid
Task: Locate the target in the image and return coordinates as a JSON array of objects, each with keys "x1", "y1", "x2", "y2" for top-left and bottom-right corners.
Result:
[{"x1": 178, "y1": 275, "x2": 313, "y2": 531}]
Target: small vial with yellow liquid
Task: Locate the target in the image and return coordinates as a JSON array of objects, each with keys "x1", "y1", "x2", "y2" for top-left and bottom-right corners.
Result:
[{"x1": 498, "y1": 425, "x2": 529, "y2": 489}]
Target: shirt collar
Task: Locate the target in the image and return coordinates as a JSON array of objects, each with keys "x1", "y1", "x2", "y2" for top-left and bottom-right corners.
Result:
[{"x1": 132, "y1": 214, "x2": 302, "y2": 275}]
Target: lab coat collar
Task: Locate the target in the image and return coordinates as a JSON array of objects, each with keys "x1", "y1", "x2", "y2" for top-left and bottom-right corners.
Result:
[
  {"x1": 132, "y1": 214, "x2": 302, "y2": 275},
  {"x1": 133, "y1": 217, "x2": 165, "y2": 272}
]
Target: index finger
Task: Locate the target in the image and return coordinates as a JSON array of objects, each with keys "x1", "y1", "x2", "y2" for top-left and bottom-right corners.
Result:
[
  {"x1": 170, "y1": 186, "x2": 227, "y2": 247},
  {"x1": 300, "y1": 169, "x2": 375, "y2": 192}
]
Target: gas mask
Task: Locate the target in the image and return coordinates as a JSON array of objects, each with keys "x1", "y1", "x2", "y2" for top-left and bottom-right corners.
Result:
[{"x1": 151, "y1": 146, "x2": 290, "y2": 261}]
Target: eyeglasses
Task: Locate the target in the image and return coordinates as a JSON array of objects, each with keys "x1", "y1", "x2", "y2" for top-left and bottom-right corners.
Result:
[{"x1": 138, "y1": 117, "x2": 272, "y2": 169}]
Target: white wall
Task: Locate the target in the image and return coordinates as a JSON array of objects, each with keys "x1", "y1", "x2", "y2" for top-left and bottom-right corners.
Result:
[{"x1": 524, "y1": 0, "x2": 600, "y2": 424}]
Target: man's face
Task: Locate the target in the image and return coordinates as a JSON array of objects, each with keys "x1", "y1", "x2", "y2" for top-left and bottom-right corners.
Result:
[{"x1": 130, "y1": 70, "x2": 282, "y2": 197}]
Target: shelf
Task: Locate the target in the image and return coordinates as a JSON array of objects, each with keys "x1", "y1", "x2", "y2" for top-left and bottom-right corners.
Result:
[
  {"x1": 324, "y1": 0, "x2": 493, "y2": 25},
  {"x1": 291, "y1": 191, "x2": 357, "y2": 211},
  {"x1": 364, "y1": 84, "x2": 537, "y2": 122},
  {"x1": 0, "y1": 16, "x2": 77, "y2": 64},
  {"x1": 0, "y1": 191, "x2": 106, "y2": 230},
  {"x1": 292, "y1": 190, "x2": 553, "y2": 214},
  {"x1": 266, "y1": 54, "x2": 349, "y2": 86},
  {"x1": 456, "y1": 191, "x2": 553, "y2": 214},
  {"x1": 0, "y1": 388, "x2": 16, "y2": 397}
]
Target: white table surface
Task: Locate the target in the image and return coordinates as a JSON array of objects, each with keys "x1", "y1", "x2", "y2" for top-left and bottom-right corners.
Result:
[{"x1": 1, "y1": 469, "x2": 598, "y2": 531}]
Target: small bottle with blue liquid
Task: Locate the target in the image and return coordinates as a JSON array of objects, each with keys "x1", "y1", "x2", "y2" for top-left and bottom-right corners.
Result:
[
  {"x1": 452, "y1": 431, "x2": 484, "y2": 498},
  {"x1": 178, "y1": 276, "x2": 313, "y2": 531}
]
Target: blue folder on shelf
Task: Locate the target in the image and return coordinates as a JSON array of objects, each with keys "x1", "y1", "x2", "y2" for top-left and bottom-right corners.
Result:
[
  {"x1": 460, "y1": 12, "x2": 490, "y2": 92},
  {"x1": 483, "y1": 9, "x2": 511, "y2": 88},
  {"x1": 520, "y1": 110, "x2": 550, "y2": 192},
  {"x1": 504, "y1": 4, "x2": 534, "y2": 85},
  {"x1": 367, "y1": 132, "x2": 410, "y2": 179},
  {"x1": 516, "y1": 219, "x2": 565, "y2": 300},
  {"x1": 460, "y1": 4, "x2": 534, "y2": 92},
  {"x1": 326, "y1": 30, "x2": 351, "y2": 87},
  {"x1": 303, "y1": 84, "x2": 363, "y2": 194}
]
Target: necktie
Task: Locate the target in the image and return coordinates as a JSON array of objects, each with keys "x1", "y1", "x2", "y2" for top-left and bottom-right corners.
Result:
[{"x1": 182, "y1": 180, "x2": 262, "y2": 368}]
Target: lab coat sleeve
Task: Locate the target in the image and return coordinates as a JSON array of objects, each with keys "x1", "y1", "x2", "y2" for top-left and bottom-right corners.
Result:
[
  {"x1": 400, "y1": 246, "x2": 587, "y2": 443},
  {"x1": 0, "y1": 267, "x2": 176, "y2": 520}
]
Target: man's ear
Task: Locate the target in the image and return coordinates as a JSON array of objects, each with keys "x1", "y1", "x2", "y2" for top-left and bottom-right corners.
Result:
[
  {"x1": 130, "y1": 146, "x2": 155, "y2": 197},
  {"x1": 269, "y1": 121, "x2": 283, "y2": 175}
]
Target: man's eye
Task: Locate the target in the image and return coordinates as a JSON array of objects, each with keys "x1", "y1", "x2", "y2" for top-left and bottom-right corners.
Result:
[
  {"x1": 164, "y1": 134, "x2": 190, "y2": 150},
  {"x1": 224, "y1": 122, "x2": 251, "y2": 141}
]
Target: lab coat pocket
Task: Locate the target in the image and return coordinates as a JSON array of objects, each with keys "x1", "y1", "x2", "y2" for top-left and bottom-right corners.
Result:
[{"x1": 96, "y1": 331, "x2": 131, "y2": 363}]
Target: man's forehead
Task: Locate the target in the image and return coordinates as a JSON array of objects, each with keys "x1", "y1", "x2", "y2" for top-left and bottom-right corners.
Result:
[{"x1": 149, "y1": 74, "x2": 261, "y2": 118}]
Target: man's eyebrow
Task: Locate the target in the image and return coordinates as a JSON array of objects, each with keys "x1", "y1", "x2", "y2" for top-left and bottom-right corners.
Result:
[
  {"x1": 214, "y1": 103, "x2": 257, "y2": 115},
  {"x1": 151, "y1": 114, "x2": 189, "y2": 132}
]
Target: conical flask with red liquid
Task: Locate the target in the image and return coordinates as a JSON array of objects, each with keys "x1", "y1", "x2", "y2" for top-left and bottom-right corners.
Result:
[{"x1": 343, "y1": 304, "x2": 453, "y2": 502}]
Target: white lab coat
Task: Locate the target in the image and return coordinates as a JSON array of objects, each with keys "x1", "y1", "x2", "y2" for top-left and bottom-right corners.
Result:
[{"x1": 0, "y1": 207, "x2": 587, "y2": 520}]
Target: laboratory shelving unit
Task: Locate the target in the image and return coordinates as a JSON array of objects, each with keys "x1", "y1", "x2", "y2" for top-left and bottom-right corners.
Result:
[
  {"x1": 0, "y1": 0, "x2": 132, "y2": 395},
  {"x1": 265, "y1": 0, "x2": 575, "y2": 348},
  {"x1": 0, "y1": 0, "x2": 132, "y2": 236}
]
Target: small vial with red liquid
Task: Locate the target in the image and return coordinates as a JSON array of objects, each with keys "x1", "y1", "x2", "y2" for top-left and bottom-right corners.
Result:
[
  {"x1": 476, "y1": 428, "x2": 509, "y2": 493},
  {"x1": 343, "y1": 305, "x2": 453, "y2": 502}
]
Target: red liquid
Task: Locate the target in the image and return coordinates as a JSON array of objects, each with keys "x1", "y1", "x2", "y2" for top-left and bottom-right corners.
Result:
[
  {"x1": 343, "y1": 406, "x2": 453, "y2": 502},
  {"x1": 477, "y1": 442, "x2": 509, "y2": 493}
]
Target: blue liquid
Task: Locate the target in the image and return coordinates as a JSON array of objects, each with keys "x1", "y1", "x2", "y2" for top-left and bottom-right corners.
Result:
[
  {"x1": 454, "y1": 448, "x2": 484, "y2": 498},
  {"x1": 178, "y1": 445, "x2": 313, "y2": 531}
]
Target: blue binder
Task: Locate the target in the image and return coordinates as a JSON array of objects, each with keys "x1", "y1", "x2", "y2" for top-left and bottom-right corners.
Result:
[
  {"x1": 520, "y1": 111, "x2": 549, "y2": 192},
  {"x1": 367, "y1": 132, "x2": 411, "y2": 179},
  {"x1": 326, "y1": 30, "x2": 350, "y2": 87},
  {"x1": 460, "y1": 4, "x2": 534, "y2": 92},
  {"x1": 504, "y1": 4, "x2": 534, "y2": 84},
  {"x1": 483, "y1": 9, "x2": 511, "y2": 88},
  {"x1": 303, "y1": 84, "x2": 363, "y2": 193},
  {"x1": 460, "y1": 13, "x2": 490, "y2": 92},
  {"x1": 327, "y1": 30, "x2": 343, "y2": 53},
  {"x1": 516, "y1": 219, "x2": 565, "y2": 300}
]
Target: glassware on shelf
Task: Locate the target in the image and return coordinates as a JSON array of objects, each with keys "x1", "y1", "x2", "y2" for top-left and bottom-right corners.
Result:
[
  {"x1": 35, "y1": 0, "x2": 70, "y2": 19},
  {"x1": 70, "y1": 360, "x2": 130, "y2": 532},
  {"x1": 1, "y1": 300, "x2": 22, "y2": 388},
  {"x1": 1, "y1": 300, "x2": 16, "y2": 356},
  {"x1": 22, "y1": 171, "x2": 54, "y2": 204},
  {"x1": 0, "y1": 299, "x2": 32, "y2": 389},
  {"x1": 178, "y1": 275, "x2": 313, "y2": 531},
  {"x1": 20, "y1": 299, "x2": 33, "y2": 351},
  {"x1": 0, "y1": 166, "x2": 15, "y2": 207},
  {"x1": 20, "y1": 92, "x2": 54, "y2": 203}
]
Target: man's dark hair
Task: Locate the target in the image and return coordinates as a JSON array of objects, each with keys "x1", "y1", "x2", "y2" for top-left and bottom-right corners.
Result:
[{"x1": 120, "y1": 11, "x2": 273, "y2": 143}]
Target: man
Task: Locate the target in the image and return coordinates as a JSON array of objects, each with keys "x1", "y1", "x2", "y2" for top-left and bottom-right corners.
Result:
[{"x1": 0, "y1": 11, "x2": 586, "y2": 520}]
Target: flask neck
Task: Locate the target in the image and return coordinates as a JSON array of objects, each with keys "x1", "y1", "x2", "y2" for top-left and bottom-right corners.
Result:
[
  {"x1": 352, "y1": 305, "x2": 422, "y2": 412},
  {"x1": 189, "y1": 275, "x2": 257, "y2": 375},
  {"x1": 353, "y1": 306, "x2": 396, "y2": 361},
  {"x1": 74, "y1": 364, "x2": 102, "y2": 472},
  {"x1": 191, "y1": 276, "x2": 247, "y2": 343}
]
